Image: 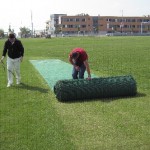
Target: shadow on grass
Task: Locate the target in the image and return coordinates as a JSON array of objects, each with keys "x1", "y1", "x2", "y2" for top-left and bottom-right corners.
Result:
[
  {"x1": 58, "y1": 92, "x2": 146, "y2": 103},
  {"x1": 18, "y1": 83, "x2": 49, "y2": 93},
  {"x1": 98, "y1": 92, "x2": 147, "y2": 103},
  {"x1": 136, "y1": 92, "x2": 147, "y2": 97}
]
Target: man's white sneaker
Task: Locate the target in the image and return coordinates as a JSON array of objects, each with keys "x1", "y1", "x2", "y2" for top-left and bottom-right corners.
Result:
[
  {"x1": 7, "y1": 83, "x2": 12, "y2": 87},
  {"x1": 16, "y1": 81, "x2": 20, "y2": 85}
]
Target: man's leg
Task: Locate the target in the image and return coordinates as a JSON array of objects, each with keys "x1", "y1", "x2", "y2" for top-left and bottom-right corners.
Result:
[
  {"x1": 79, "y1": 64, "x2": 86, "y2": 79},
  {"x1": 72, "y1": 66, "x2": 78, "y2": 79},
  {"x1": 14, "y1": 58, "x2": 21, "y2": 84},
  {"x1": 7, "y1": 57, "x2": 14, "y2": 86}
]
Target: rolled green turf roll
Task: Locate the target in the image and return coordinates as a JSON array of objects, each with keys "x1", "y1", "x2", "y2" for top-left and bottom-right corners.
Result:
[{"x1": 54, "y1": 75, "x2": 137, "y2": 101}]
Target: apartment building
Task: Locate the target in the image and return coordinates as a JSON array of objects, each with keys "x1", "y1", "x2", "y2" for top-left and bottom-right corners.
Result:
[
  {"x1": 100, "y1": 16, "x2": 150, "y2": 34},
  {"x1": 60, "y1": 14, "x2": 95, "y2": 34},
  {"x1": 47, "y1": 14, "x2": 150, "y2": 35}
]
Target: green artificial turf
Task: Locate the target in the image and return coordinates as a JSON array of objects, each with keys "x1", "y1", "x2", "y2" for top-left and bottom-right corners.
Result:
[{"x1": 0, "y1": 36, "x2": 150, "y2": 150}]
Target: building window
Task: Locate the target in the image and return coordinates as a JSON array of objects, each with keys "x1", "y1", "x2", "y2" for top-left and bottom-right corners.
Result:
[
  {"x1": 93, "y1": 20, "x2": 98, "y2": 23},
  {"x1": 126, "y1": 19, "x2": 131, "y2": 22},
  {"x1": 118, "y1": 19, "x2": 122, "y2": 22},
  {"x1": 131, "y1": 19, "x2": 136, "y2": 22},
  {"x1": 137, "y1": 19, "x2": 142, "y2": 22},
  {"x1": 76, "y1": 18, "x2": 80, "y2": 22},
  {"x1": 137, "y1": 25, "x2": 141, "y2": 28},
  {"x1": 74, "y1": 25, "x2": 78, "y2": 28},
  {"x1": 81, "y1": 25, "x2": 86, "y2": 28},
  {"x1": 124, "y1": 25, "x2": 128, "y2": 28},
  {"x1": 82, "y1": 18, "x2": 86, "y2": 22},
  {"x1": 111, "y1": 19, "x2": 115, "y2": 22},
  {"x1": 67, "y1": 25, "x2": 73, "y2": 28}
]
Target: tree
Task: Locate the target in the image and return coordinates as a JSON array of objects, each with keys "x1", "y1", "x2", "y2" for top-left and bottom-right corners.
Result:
[
  {"x1": 77, "y1": 25, "x2": 80, "y2": 35},
  {"x1": 19, "y1": 27, "x2": 31, "y2": 38},
  {"x1": 0, "y1": 29, "x2": 4, "y2": 38},
  {"x1": 54, "y1": 25, "x2": 60, "y2": 36}
]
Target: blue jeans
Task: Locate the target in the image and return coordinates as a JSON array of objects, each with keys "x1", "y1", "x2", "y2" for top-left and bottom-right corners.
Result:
[{"x1": 72, "y1": 64, "x2": 86, "y2": 79}]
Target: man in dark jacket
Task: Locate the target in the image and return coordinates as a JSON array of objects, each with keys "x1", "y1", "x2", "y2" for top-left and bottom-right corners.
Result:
[{"x1": 0, "y1": 33, "x2": 24, "y2": 87}]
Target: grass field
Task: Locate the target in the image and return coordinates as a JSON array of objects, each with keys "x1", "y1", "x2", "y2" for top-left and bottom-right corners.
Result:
[{"x1": 0, "y1": 36, "x2": 150, "y2": 150}]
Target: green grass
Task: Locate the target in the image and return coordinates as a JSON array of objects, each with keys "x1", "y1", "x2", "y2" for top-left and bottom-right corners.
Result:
[{"x1": 0, "y1": 36, "x2": 150, "y2": 150}]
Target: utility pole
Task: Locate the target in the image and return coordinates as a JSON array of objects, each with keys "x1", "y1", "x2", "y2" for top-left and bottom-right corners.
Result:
[
  {"x1": 121, "y1": 10, "x2": 124, "y2": 34},
  {"x1": 31, "y1": 10, "x2": 34, "y2": 37}
]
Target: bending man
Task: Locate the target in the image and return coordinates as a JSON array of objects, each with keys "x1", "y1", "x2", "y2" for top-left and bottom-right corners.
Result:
[{"x1": 69, "y1": 47, "x2": 91, "y2": 79}]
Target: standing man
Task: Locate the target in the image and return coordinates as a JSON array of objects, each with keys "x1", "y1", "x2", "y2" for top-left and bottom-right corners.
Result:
[
  {"x1": 0, "y1": 33, "x2": 24, "y2": 87},
  {"x1": 69, "y1": 47, "x2": 91, "y2": 79}
]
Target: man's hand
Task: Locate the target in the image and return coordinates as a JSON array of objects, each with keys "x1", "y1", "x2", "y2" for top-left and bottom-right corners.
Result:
[
  {"x1": 0, "y1": 56, "x2": 4, "y2": 62},
  {"x1": 86, "y1": 75, "x2": 91, "y2": 80},
  {"x1": 20, "y1": 56, "x2": 23, "y2": 62},
  {"x1": 75, "y1": 66, "x2": 80, "y2": 71}
]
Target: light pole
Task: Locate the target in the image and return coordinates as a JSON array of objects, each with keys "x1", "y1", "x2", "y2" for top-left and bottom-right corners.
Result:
[
  {"x1": 141, "y1": 21, "x2": 150, "y2": 34},
  {"x1": 31, "y1": 10, "x2": 34, "y2": 37}
]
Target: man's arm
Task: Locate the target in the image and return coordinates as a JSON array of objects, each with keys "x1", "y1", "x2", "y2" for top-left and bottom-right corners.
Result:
[
  {"x1": 18, "y1": 40, "x2": 24, "y2": 62},
  {"x1": 69, "y1": 56, "x2": 80, "y2": 71},
  {"x1": 0, "y1": 56, "x2": 4, "y2": 62},
  {"x1": 69, "y1": 56, "x2": 74, "y2": 65},
  {"x1": 1, "y1": 41, "x2": 8, "y2": 62},
  {"x1": 84, "y1": 60, "x2": 91, "y2": 78}
]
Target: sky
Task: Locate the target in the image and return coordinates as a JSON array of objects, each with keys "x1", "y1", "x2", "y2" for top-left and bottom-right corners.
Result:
[{"x1": 0, "y1": 0, "x2": 149, "y2": 33}]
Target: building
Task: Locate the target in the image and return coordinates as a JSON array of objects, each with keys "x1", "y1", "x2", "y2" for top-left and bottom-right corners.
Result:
[
  {"x1": 60, "y1": 13, "x2": 94, "y2": 34},
  {"x1": 46, "y1": 14, "x2": 67, "y2": 35},
  {"x1": 47, "y1": 14, "x2": 150, "y2": 35},
  {"x1": 99, "y1": 16, "x2": 150, "y2": 34}
]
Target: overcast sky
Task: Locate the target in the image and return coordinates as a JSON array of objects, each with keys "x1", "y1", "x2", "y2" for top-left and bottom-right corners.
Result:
[{"x1": 0, "y1": 0, "x2": 149, "y2": 33}]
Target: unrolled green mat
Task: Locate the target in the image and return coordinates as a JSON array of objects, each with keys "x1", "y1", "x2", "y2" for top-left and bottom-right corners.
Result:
[
  {"x1": 30, "y1": 59, "x2": 97, "y2": 90},
  {"x1": 54, "y1": 75, "x2": 137, "y2": 101}
]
